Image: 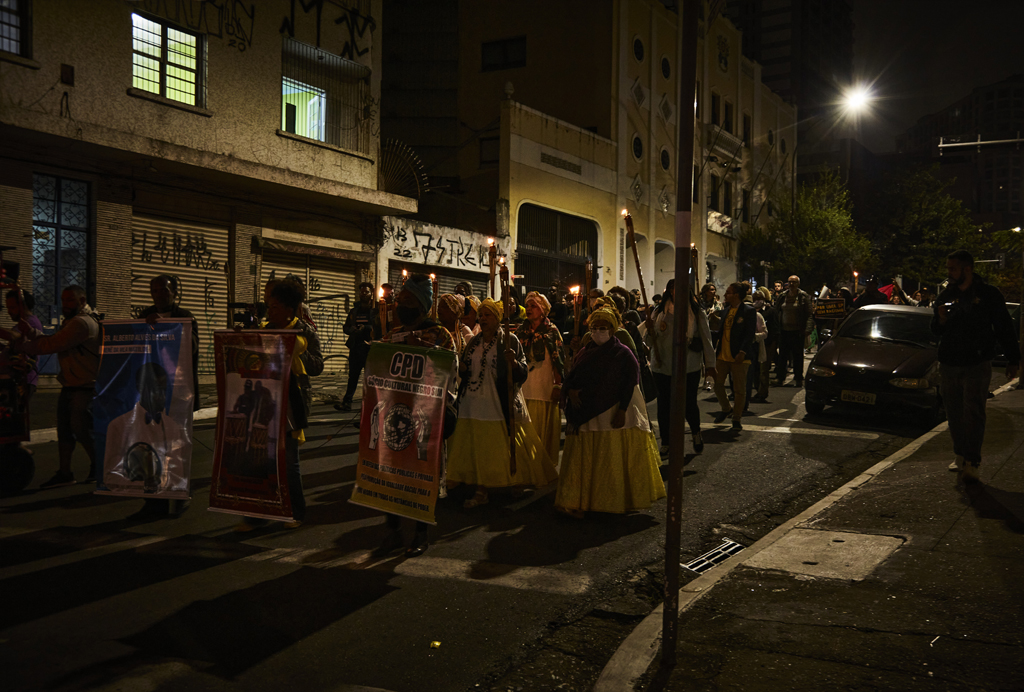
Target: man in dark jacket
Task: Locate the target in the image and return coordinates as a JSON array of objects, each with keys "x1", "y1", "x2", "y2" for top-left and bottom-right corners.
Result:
[
  {"x1": 713, "y1": 281, "x2": 757, "y2": 430},
  {"x1": 932, "y1": 250, "x2": 1020, "y2": 484},
  {"x1": 773, "y1": 274, "x2": 814, "y2": 386},
  {"x1": 751, "y1": 286, "x2": 778, "y2": 402},
  {"x1": 339, "y1": 282, "x2": 378, "y2": 411}
]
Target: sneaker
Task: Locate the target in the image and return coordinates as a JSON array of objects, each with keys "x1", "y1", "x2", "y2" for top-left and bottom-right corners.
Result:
[
  {"x1": 731, "y1": 419, "x2": 743, "y2": 430},
  {"x1": 40, "y1": 471, "x2": 76, "y2": 489},
  {"x1": 948, "y1": 454, "x2": 964, "y2": 472}
]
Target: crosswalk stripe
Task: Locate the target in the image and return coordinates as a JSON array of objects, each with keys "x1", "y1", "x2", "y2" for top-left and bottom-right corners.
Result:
[
  {"x1": 0, "y1": 535, "x2": 170, "y2": 580},
  {"x1": 708, "y1": 422, "x2": 878, "y2": 439}
]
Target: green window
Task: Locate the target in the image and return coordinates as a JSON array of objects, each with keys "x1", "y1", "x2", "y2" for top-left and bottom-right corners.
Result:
[{"x1": 132, "y1": 13, "x2": 204, "y2": 107}]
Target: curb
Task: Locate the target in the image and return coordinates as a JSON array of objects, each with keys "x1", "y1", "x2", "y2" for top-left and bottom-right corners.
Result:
[{"x1": 593, "y1": 379, "x2": 1019, "y2": 691}]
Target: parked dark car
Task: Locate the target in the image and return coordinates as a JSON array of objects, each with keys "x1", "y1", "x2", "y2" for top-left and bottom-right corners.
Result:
[{"x1": 804, "y1": 304, "x2": 942, "y2": 424}]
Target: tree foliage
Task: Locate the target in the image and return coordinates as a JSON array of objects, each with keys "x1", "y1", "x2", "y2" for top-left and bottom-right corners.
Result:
[
  {"x1": 739, "y1": 171, "x2": 870, "y2": 290},
  {"x1": 857, "y1": 165, "x2": 987, "y2": 285}
]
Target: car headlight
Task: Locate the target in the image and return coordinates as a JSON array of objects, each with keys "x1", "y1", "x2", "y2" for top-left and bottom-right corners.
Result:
[
  {"x1": 890, "y1": 377, "x2": 930, "y2": 389},
  {"x1": 809, "y1": 365, "x2": 835, "y2": 377}
]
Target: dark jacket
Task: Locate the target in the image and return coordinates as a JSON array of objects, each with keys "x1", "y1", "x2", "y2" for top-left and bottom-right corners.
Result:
[
  {"x1": 758, "y1": 302, "x2": 780, "y2": 345},
  {"x1": 343, "y1": 302, "x2": 378, "y2": 351},
  {"x1": 853, "y1": 288, "x2": 889, "y2": 309},
  {"x1": 931, "y1": 275, "x2": 1021, "y2": 367},
  {"x1": 139, "y1": 304, "x2": 200, "y2": 411},
  {"x1": 715, "y1": 303, "x2": 758, "y2": 362}
]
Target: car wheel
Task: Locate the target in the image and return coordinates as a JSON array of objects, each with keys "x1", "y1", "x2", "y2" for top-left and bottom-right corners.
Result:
[{"x1": 805, "y1": 399, "x2": 826, "y2": 415}]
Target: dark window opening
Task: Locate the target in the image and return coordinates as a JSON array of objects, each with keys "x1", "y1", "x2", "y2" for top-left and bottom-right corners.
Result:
[
  {"x1": 723, "y1": 181, "x2": 733, "y2": 217},
  {"x1": 724, "y1": 101, "x2": 734, "y2": 133},
  {"x1": 709, "y1": 174, "x2": 720, "y2": 211},
  {"x1": 633, "y1": 37, "x2": 645, "y2": 62},
  {"x1": 743, "y1": 114, "x2": 751, "y2": 147},
  {"x1": 661, "y1": 149, "x2": 671, "y2": 171},
  {"x1": 632, "y1": 135, "x2": 644, "y2": 160},
  {"x1": 1, "y1": 0, "x2": 31, "y2": 57},
  {"x1": 711, "y1": 92, "x2": 721, "y2": 126},
  {"x1": 479, "y1": 136, "x2": 500, "y2": 165},
  {"x1": 482, "y1": 36, "x2": 526, "y2": 72},
  {"x1": 661, "y1": 56, "x2": 671, "y2": 79}
]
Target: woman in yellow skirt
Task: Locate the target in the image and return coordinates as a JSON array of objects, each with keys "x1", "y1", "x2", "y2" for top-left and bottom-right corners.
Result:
[
  {"x1": 555, "y1": 306, "x2": 665, "y2": 518},
  {"x1": 515, "y1": 291, "x2": 565, "y2": 467},
  {"x1": 448, "y1": 298, "x2": 558, "y2": 508}
]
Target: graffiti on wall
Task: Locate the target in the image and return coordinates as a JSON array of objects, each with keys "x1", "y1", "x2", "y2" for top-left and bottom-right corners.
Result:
[
  {"x1": 279, "y1": 0, "x2": 376, "y2": 59},
  {"x1": 383, "y1": 220, "x2": 500, "y2": 272},
  {"x1": 137, "y1": 0, "x2": 256, "y2": 51}
]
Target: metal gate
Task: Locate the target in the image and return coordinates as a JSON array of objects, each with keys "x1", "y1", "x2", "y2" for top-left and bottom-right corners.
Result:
[
  {"x1": 515, "y1": 204, "x2": 598, "y2": 297},
  {"x1": 260, "y1": 250, "x2": 360, "y2": 376},
  {"x1": 130, "y1": 214, "x2": 229, "y2": 374}
]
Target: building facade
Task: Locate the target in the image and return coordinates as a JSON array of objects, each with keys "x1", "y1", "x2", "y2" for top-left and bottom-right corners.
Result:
[
  {"x1": 1, "y1": 0, "x2": 415, "y2": 380},
  {"x1": 379, "y1": 0, "x2": 795, "y2": 300}
]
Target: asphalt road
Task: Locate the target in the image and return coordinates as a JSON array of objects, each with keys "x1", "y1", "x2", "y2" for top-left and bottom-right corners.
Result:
[{"x1": 0, "y1": 377, "x2": 932, "y2": 692}]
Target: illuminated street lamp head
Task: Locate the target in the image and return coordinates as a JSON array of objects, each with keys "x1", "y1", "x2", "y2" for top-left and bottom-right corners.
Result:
[{"x1": 843, "y1": 85, "x2": 872, "y2": 114}]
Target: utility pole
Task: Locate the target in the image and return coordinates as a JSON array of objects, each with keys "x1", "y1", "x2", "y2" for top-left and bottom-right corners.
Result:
[{"x1": 663, "y1": 0, "x2": 699, "y2": 670}]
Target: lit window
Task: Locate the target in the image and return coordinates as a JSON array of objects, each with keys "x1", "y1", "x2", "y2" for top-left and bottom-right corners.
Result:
[
  {"x1": 281, "y1": 38, "x2": 371, "y2": 152},
  {"x1": 132, "y1": 13, "x2": 204, "y2": 106},
  {"x1": 1, "y1": 0, "x2": 31, "y2": 57}
]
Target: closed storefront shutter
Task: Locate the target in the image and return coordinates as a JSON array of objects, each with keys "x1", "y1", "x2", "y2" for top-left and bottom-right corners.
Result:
[
  {"x1": 260, "y1": 250, "x2": 360, "y2": 378},
  {"x1": 130, "y1": 215, "x2": 229, "y2": 374}
]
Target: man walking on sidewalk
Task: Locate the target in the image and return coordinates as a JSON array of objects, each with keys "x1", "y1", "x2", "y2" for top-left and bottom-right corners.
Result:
[
  {"x1": 932, "y1": 250, "x2": 1020, "y2": 484},
  {"x1": 16, "y1": 285, "x2": 101, "y2": 487}
]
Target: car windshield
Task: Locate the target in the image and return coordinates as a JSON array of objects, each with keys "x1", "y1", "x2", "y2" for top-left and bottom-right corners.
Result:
[{"x1": 837, "y1": 311, "x2": 939, "y2": 348}]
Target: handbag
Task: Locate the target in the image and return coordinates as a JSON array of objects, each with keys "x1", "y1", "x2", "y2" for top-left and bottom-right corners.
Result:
[{"x1": 640, "y1": 362, "x2": 658, "y2": 403}]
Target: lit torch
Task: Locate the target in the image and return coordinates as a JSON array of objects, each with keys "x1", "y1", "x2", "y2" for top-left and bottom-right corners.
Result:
[
  {"x1": 378, "y1": 286, "x2": 387, "y2": 338},
  {"x1": 621, "y1": 208, "x2": 650, "y2": 312},
  {"x1": 488, "y1": 238, "x2": 497, "y2": 299}
]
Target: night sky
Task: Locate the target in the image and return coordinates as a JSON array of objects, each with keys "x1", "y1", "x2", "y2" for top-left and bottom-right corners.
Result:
[{"x1": 849, "y1": 0, "x2": 1024, "y2": 153}]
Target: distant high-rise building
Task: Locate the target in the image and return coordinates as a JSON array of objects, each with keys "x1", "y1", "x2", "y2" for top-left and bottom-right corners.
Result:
[{"x1": 724, "y1": 0, "x2": 854, "y2": 178}]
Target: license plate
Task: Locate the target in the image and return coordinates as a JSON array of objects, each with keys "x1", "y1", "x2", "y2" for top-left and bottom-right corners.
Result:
[{"x1": 841, "y1": 390, "x2": 877, "y2": 405}]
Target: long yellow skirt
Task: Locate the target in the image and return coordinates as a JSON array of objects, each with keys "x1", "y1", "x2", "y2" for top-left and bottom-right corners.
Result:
[
  {"x1": 447, "y1": 418, "x2": 559, "y2": 488},
  {"x1": 527, "y1": 399, "x2": 562, "y2": 468},
  {"x1": 555, "y1": 428, "x2": 666, "y2": 513}
]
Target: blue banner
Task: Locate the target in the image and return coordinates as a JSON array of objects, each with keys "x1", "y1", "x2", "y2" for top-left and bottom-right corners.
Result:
[{"x1": 94, "y1": 319, "x2": 194, "y2": 499}]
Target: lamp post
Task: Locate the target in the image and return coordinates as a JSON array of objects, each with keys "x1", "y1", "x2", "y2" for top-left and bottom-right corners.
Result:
[{"x1": 1015, "y1": 226, "x2": 1023, "y2": 388}]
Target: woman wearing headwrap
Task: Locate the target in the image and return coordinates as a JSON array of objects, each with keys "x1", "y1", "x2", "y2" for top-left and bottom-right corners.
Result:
[
  {"x1": 556, "y1": 306, "x2": 665, "y2": 518},
  {"x1": 448, "y1": 297, "x2": 558, "y2": 508},
  {"x1": 372, "y1": 274, "x2": 456, "y2": 558},
  {"x1": 462, "y1": 295, "x2": 481, "y2": 336},
  {"x1": 437, "y1": 293, "x2": 473, "y2": 354},
  {"x1": 515, "y1": 291, "x2": 566, "y2": 465}
]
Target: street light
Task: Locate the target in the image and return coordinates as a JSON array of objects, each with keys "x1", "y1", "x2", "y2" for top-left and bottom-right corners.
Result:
[{"x1": 842, "y1": 85, "x2": 872, "y2": 116}]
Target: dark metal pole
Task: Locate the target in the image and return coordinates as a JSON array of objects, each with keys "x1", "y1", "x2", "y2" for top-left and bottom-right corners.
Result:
[{"x1": 663, "y1": 0, "x2": 699, "y2": 669}]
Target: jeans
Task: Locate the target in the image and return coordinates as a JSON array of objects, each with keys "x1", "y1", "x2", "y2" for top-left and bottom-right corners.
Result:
[
  {"x1": 343, "y1": 348, "x2": 369, "y2": 402},
  {"x1": 285, "y1": 434, "x2": 305, "y2": 521},
  {"x1": 777, "y1": 330, "x2": 805, "y2": 382},
  {"x1": 714, "y1": 359, "x2": 748, "y2": 421},
  {"x1": 57, "y1": 386, "x2": 97, "y2": 477},
  {"x1": 940, "y1": 360, "x2": 992, "y2": 467}
]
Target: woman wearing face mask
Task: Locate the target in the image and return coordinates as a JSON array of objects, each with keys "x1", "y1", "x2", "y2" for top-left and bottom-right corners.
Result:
[
  {"x1": 447, "y1": 298, "x2": 558, "y2": 508},
  {"x1": 555, "y1": 306, "x2": 665, "y2": 518},
  {"x1": 515, "y1": 291, "x2": 566, "y2": 466}
]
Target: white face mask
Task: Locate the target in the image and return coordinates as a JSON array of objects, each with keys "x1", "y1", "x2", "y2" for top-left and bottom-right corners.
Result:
[{"x1": 591, "y1": 329, "x2": 611, "y2": 345}]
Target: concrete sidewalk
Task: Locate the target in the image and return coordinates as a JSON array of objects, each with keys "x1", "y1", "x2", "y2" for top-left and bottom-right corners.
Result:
[{"x1": 600, "y1": 383, "x2": 1024, "y2": 691}]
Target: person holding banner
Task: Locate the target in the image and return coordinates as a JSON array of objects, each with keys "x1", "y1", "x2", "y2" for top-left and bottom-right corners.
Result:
[
  {"x1": 133, "y1": 274, "x2": 200, "y2": 517},
  {"x1": 373, "y1": 274, "x2": 456, "y2": 557},
  {"x1": 515, "y1": 291, "x2": 566, "y2": 466},
  {"x1": 234, "y1": 280, "x2": 311, "y2": 531},
  {"x1": 556, "y1": 306, "x2": 665, "y2": 518},
  {"x1": 448, "y1": 298, "x2": 557, "y2": 509},
  {"x1": 16, "y1": 286, "x2": 101, "y2": 488}
]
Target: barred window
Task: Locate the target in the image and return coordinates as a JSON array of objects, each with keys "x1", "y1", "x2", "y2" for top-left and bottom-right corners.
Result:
[
  {"x1": 1, "y1": 0, "x2": 31, "y2": 57},
  {"x1": 132, "y1": 13, "x2": 204, "y2": 107},
  {"x1": 31, "y1": 174, "x2": 90, "y2": 325},
  {"x1": 281, "y1": 37, "x2": 371, "y2": 154}
]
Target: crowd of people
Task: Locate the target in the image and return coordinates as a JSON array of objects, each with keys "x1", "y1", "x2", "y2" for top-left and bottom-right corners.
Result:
[{"x1": 2, "y1": 250, "x2": 1017, "y2": 557}]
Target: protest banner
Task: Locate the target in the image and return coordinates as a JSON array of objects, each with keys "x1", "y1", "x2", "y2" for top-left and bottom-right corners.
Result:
[
  {"x1": 350, "y1": 342, "x2": 456, "y2": 524},
  {"x1": 209, "y1": 329, "x2": 297, "y2": 520},
  {"x1": 814, "y1": 299, "x2": 848, "y2": 319},
  {"x1": 93, "y1": 319, "x2": 194, "y2": 499}
]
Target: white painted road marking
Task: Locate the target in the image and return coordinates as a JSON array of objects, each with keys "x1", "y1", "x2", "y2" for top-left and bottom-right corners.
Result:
[{"x1": 709, "y1": 422, "x2": 878, "y2": 439}]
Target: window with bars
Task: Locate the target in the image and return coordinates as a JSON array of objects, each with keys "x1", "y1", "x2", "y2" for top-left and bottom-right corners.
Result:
[
  {"x1": 31, "y1": 174, "x2": 90, "y2": 325},
  {"x1": 281, "y1": 37, "x2": 371, "y2": 153},
  {"x1": 1, "y1": 0, "x2": 30, "y2": 57},
  {"x1": 131, "y1": 13, "x2": 204, "y2": 107}
]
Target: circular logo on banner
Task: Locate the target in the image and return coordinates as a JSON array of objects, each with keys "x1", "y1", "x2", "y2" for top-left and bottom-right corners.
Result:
[{"x1": 384, "y1": 403, "x2": 415, "y2": 451}]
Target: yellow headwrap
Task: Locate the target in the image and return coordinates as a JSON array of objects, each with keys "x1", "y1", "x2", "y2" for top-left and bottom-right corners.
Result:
[
  {"x1": 525, "y1": 291, "x2": 551, "y2": 315},
  {"x1": 439, "y1": 293, "x2": 464, "y2": 319},
  {"x1": 588, "y1": 306, "x2": 621, "y2": 331},
  {"x1": 466, "y1": 295, "x2": 481, "y2": 314},
  {"x1": 478, "y1": 297, "x2": 503, "y2": 322}
]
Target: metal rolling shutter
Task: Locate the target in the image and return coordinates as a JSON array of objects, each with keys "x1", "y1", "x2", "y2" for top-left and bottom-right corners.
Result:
[
  {"x1": 130, "y1": 215, "x2": 229, "y2": 374},
  {"x1": 260, "y1": 250, "x2": 359, "y2": 377}
]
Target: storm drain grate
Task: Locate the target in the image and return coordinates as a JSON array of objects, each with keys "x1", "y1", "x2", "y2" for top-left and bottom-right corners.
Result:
[{"x1": 682, "y1": 539, "x2": 746, "y2": 574}]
